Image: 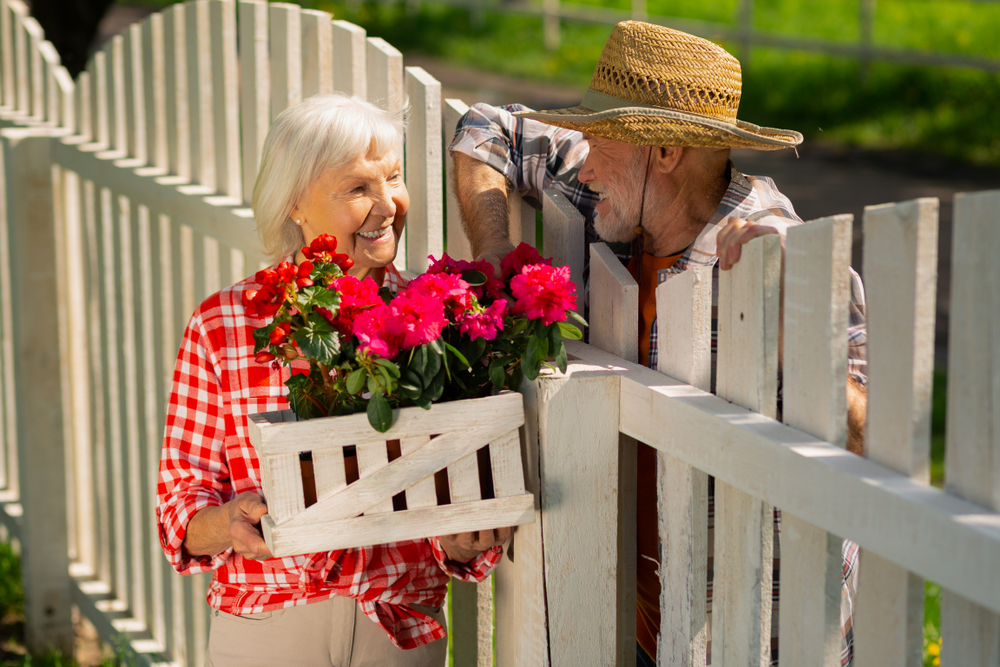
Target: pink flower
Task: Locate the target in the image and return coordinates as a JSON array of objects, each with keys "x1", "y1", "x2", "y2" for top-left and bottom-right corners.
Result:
[
  {"x1": 317, "y1": 275, "x2": 383, "y2": 335},
  {"x1": 353, "y1": 287, "x2": 449, "y2": 358},
  {"x1": 408, "y1": 272, "x2": 472, "y2": 320},
  {"x1": 457, "y1": 299, "x2": 507, "y2": 341},
  {"x1": 427, "y1": 253, "x2": 504, "y2": 301},
  {"x1": 354, "y1": 302, "x2": 401, "y2": 358},
  {"x1": 511, "y1": 264, "x2": 577, "y2": 326},
  {"x1": 500, "y1": 243, "x2": 552, "y2": 283}
]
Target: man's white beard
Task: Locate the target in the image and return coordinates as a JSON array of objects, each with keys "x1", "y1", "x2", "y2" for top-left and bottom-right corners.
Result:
[{"x1": 592, "y1": 176, "x2": 645, "y2": 243}]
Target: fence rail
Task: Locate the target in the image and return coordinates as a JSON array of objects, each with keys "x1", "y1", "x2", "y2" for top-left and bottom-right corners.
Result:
[{"x1": 0, "y1": 0, "x2": 999, "y2": 666}]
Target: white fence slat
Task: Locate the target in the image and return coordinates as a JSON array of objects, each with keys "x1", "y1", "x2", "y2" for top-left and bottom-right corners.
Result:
[
  {"x1": 589, "y1": 242, "x2": 638, "y2": 363},
  {"x1": 301, "y1": 9, "x2": 334, "y2": 97},
  {"x1": 142, "y1": 13, "x2": 168, "y2": 172},
  {"x1": 269, "y1": 3, "x2": 302, "y2": 120},
  {"x1": 714, "y1": 234, "x2": 780, "y2": 666},
  {"x1": 510, "y1": 194, "x2": 537, "y2": 250},
  {"x1": 12, "y1": 9, "x2": 26, "y2": 116},
  {"x1": 494, "y1": 380, "x2": 548, "y2": 667},
  {"x1": 331, "y1": 20, "x2": 366, "y2": 97},
  {"x1": 53, "y1": 63, "x2": 73, "y2": 133},
  {"x1": 76, "y1": 71, "x2": 91, "y2": 141},
  {"x1": 537, "y1": 369, "x2": 622, "y2": 667},
  {"x1": 780, "y1": 215, "x2": 853, "y2": 667},
  {"x1": 365, "y1": 37, "x2": 404, "y2": 269},
  {"x1": 124, "y1": 25, "x2": 146, "y2": 163},
  {"x1": 209, "y1": 0, "x2": 241, "y2": 200},
  {"x1": 25, "y1": 17, "x2": 43, "y2": 121},
  {"x1": 39, "y1": 40, "x2": 58, "y2": 126},
  {"x1": 655, "y1": 265, "x2": 711, "y2": 667},
  {"x1": 477, "y1": 579, "x2": 494, "y2": 667},
  {"x1": 186, "y1": 0, "x2": 215, "y2": 191},
  {"x1": 941, "y1": 190, "x2": 1000, "y2": 666},
  {"x1": 108, "y1": 36, "x2": 127, "y2": 155},
  {"x1": 91, "y1": 52, "x2": 109, "y2": 150},
  {"x1": 0, "y1": 0, "x2": 13, "y2": 111},
  {"x1": 356, "y1": 441, "x2": 394, "y2": 514},
  {"x1": 164, "y1": 4, "x2": 190, "y2": 181},
  {"x1": 541, "y1": 189, "x2": 585, "y2": 300},
  {"x1": 855, "y1": 199, "x2": 938, "y2": 665},
  {"x1": 238, "y1": 0, "x2": 269, "y2": 206},
  {"x1": 443, "y1": 98, "x2": 472, "y2": 260},
  {"x1": 404, "y1": 66, "x2": 443, "y2": 273}
]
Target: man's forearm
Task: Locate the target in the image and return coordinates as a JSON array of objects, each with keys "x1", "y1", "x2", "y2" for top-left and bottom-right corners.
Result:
[
  {"x1": 453, "y1": 152, "x2": 515, "y2": 263},
  {"x1": 846, "y1": 376, "x2": 867, "y2": 456}
]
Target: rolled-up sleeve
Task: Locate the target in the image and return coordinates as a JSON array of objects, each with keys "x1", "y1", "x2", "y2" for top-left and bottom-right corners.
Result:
[
  {"x1": 427, "y1": 537, "x2": 502, "y2": 583},
  {"x1": 156, "y1": 313, "x2": 233, "y2": 574}
]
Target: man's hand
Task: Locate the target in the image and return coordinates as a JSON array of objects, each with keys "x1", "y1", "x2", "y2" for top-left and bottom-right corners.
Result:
[
  {"x1": 716, "y1": 217, "x2": 788, "y2": 270},
  {"x1": 183, "y1": 492, "x2": 273, "y2": 561},
  {"x1": 439, "y1": 527, "x2": 512, "y2": 564},
  {"x1": 478, "y1": 239, "x2": 516, "y2": 280}
]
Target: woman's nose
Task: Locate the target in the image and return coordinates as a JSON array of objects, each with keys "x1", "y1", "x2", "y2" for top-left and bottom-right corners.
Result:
[{"x1": 371, "y1": 186, "x2": 396, "y2": 218}]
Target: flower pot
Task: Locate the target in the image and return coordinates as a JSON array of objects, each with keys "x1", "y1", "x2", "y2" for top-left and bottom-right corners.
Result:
[{"x1": 247, "y1": 391, "x2": 534, "y2": 557}]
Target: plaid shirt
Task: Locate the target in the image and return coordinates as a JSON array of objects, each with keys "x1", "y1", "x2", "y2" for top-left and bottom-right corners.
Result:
[
  {"x1": 451, "y1": 103, "x2": 866, "y2": 665},
  {"x1": 156, "y1": 263, "x2": 501, "y2": 650}
]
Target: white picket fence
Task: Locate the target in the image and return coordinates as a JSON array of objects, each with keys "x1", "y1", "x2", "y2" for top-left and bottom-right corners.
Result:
[{"x1": 0, "y1": 0, "x2": 998, "y2": 666}]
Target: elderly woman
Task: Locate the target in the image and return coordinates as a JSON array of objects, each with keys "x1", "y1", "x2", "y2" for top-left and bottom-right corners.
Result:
[{"x1": 156, "y1": 94, "x2": 508, "y2": 667}]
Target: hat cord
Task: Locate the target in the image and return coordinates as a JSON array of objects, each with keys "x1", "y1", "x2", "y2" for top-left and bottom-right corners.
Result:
[{"x1": 631, "y1": 146, "x2": 654, "y2": 287}]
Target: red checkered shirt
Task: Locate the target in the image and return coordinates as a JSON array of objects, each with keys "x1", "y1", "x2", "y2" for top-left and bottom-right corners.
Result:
[{"x1": 156, "y1": 263, "x2": 501, "y2": 650}]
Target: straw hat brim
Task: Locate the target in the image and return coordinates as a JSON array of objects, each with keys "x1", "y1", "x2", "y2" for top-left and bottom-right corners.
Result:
[{"x1": 515, "y1": 105, "x2": 803, "y2": 151}]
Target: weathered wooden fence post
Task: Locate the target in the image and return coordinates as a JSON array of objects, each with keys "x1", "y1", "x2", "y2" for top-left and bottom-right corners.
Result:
[{"x1": 0, "y1": 128, "x2": 73, "y2": 652}]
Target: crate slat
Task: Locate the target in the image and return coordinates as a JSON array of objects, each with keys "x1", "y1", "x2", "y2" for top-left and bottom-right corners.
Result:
[
  {"x1": 400, "y1": 435, "x2": 436, "y2": 508},
  {"x1": 448, "y1": 451, "x2": 481, "y2": 503},
  {"x1": 489, "y1": 430, "x2": 525, "y2": 498},
  {"x1": 313, "y1": 448, "x2": 347, "y2": 502},
  {"x1": 356, "y1": 440, "x2": 393, "y2": 515}
]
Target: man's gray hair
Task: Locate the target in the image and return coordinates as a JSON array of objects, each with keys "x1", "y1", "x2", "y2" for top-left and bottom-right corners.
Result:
[{"x1": 252, "y1": 93, "x2": 407, "y2": 262}]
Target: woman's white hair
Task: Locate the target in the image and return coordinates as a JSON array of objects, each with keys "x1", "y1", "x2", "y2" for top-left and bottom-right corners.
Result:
[{"x1": 252, "y1": 93, "x2": 407, "y2": 262}]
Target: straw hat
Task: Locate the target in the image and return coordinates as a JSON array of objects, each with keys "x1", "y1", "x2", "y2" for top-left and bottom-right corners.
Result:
[{"x1": 515, "y1": 21, "x2": 802, "y2": 150}]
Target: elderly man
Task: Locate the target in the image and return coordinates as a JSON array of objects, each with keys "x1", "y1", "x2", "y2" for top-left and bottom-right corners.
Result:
[{"x1": 450, "y1": 21, "x2": 867, "y2": 667}]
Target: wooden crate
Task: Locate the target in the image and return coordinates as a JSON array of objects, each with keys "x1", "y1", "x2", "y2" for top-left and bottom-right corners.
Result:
[{"x1": 247, "y1": 391, "x2": 534, "y2": 557}]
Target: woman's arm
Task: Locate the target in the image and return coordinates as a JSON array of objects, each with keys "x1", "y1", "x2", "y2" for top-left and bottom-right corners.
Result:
[{"x1": 184, "y1": 492, "x2": 274, "y2": 560}]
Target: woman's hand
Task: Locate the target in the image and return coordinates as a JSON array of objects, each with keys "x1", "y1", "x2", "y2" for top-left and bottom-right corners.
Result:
[
  {"x1": 183, "y1": 492, "x2": 274, "y2": 561},
  {"x1": 438, "y1": 527, "x2": 512, "y2": 563}
]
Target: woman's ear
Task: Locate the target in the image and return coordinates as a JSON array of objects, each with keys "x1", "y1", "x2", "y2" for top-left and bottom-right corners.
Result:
[{"x1": 653, "y1": 146, "x2": 684, "y2": 174}]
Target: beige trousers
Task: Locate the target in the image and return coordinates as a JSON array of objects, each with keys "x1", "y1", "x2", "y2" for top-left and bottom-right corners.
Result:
[{"x1": 206, "y1": 595, "x2": 447, "y2": 667}]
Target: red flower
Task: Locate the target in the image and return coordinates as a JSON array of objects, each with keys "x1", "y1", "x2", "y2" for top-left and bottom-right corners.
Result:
[
  {"x1": 457, "y1": 299, "x2": 507, "y2": 341},
  {"x1": 316, "y1": 275, "x2": 383, "y2": 335},
  {"x1": 243, "y1": 284, "x2": 283, "y2": 319},
  {"x1": 302, "y1": 234, "x2": 354, "y2": 272},
  {"x1": 427, "y1": 253, "x2": 504, "y2": 301},
  {"x1": 500, "y1": 243, "x2": 551, "y2": 283},
  {"x1": 511, "y1": 264, "x2": 577, "y2": 326},
  {"x1": 269, "y1": 322, "x2": 291, "y2": 345}
]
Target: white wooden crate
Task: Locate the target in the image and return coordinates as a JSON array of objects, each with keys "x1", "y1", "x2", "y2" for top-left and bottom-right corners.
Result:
[{"x1": 247, "y1": 391, "x2": 534, "y2": 557}]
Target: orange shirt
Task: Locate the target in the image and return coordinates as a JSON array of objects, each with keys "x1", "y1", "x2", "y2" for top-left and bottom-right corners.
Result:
[{"x1": 628, "y1": 250, "x2": 683, "y2": 660}]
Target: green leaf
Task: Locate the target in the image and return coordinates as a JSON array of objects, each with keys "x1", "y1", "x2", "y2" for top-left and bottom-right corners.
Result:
[
  {"x1": 409, "y1": 346, "x2": 427, "y2": 377},
  {"x1": 522, "y1": 332, "x2": 548, "y2": 382},
  {"x1": 428, "y1": 337, "x2": 444, "y2": 356},
  {"x1": 366, "y1": 374, "x2": 380, "y2": 396},
  {"x1": 488, "y1": 359, "x2": 505, "y2": 391},
  {"x1": 403, "y1": 368, "x2": 425, "y2": 391},
  {"x1": 413, "y1": 393, "x2": 433, "y2": 410},
  {"x1": 427, "y1": 367, "x2": 445, "y2": 401},
  {"x1": 424, "y1": 344, "x2": 442, "y2": 379},
  {"x1": 444, "y1": 342, "x2": 470, "y2": 369},
  {"x1": 553, "y1": 339, "x2": 568, "y2": 372},
  {"x1": 568, "y1": 310, "x2": 589, "y2": 328},
  {"x1": 367, "y1": 391, "x2": 393, "y2": 432},
  {"x1": 253, "y1": 327, "x2": 271, "y2": 354},
  {"x1": 558, "y1": 321, "x2": 583, "y2": 341},
  {"x1": 284, "y1": 374, "x2": 319, "y2": 420},
  {"x1": 345, "y1": 368, "x2": 366, "y2": 395},
  {"x1": 460, "y1": 269, "x2": 487, "y2": 286},
  {"x1": 398, "y1": 380, "x2": 421, "y2": 400},
  {"x1": 297, "y1": 285, "x2": 340, "y2": 313},
  {"x1": 373, "y1": 358, "x2": 401, "y2": 378},
  {"x1": 293, "y1": 314, "x2": 341, "y2": 365}
]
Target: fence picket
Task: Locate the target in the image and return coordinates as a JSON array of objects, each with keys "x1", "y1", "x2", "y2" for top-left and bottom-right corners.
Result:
[
  {"x1": 301, "y1": 9, "x2": 334, "y2": 97},
  {"x1": 404, "y1": 66, "x2": 442, "y2": 273},
  {"x1": 269, "y1": 2, "x2": 302, "y2": 120},
  {"x1": 24, "y1": 16, "x2": 43, "y2": 121},
  {"x1": 39, "y1": 40, "x2": 58, "y2": 126},
  {"x1": 781, "y1": 215, "x2": 854, "y2": 667},
  {"x1": 714, "y1": 234, "x2": 780, "y2": 666},
  {"x1": 164, "y1": 4, "x2": 190, "y2": 181},
  {"x1": 940, "y1": 190, "x2": 1000, "y2": 666},
  {"x1": 509, "y1": 193, "x2": 537, "y2": 250},
  {"x1": 331, "y1": 20, "x2": 366, "y2": 97},
  {"x1": 124, "y1": 25, "x2": 145, "y2": 162},
  {"x1": 91, "y1": 51, "x2": 109, "y2": 149},
  {"x1": 142, "y1": 13, "x2": 167, "y2": 172},
  {"x1": 210, "y1": 0, "x2": 241, "y2": 200},
  {"x1": 76, "y1": 71, "x2": 91, "y2": 140},
  {"x1": 12, "y1": 8, "x2": 26, "y2": 116},
  {"x1": 186, "y1": 0, "x2": 215, "y2": 191},
  {"x1": 541, "y1": 189, "x2": 585, "y2": 298},
  {"x1": 238, "y1": 0, "x2": 269, "y2": 206},
  {"x1": 0, "y1": 0, "x2": 13, "y2": 111},
  {"x1": 108, "y1": 36, "x2": 127, "y2": 155},
  {"x1": 443, "y1": 98, "x2": 472, "y2": 260},
  {"x1": 589, "y1": 242, "x2": 638, "y2": 363},
  {"x1": 655, "y1": 266, "x2": 712, "y2": 667}
]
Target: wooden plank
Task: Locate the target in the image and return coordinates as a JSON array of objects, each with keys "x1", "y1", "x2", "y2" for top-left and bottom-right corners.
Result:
[
  {"x1": 536, "y1": 368, "x2": 622, "y2": 667},
  {"x1": 210, "y1": 0, "x2": 241, "y2": 200},
  {"x1": 263, "y1": 494, "x2": 533, "y2": 557},
  {"x1": 24, "y1": 16, "x2": 42, "y2": 121},
  {"x1": 124, "y1": 25, "x2": 146, "y2": 163},
  {"x1": 655, "y1": 263, "x2": 711, "y2": 667},
  {"x1": 142, "y1": 13, "x2": 167, "y2": 172},
  {"x1": 238, "y1": 0, "x2": 269, "y2": 207},
  {"x1": 448, "y1": 451, "x2": 482, "y2": 503},
  {"x1": 2, "y1": 130, "x2": 73, "y2": 652},
  {"x1": 312, "y1": 447, "x2": 347, "y2": 502},
  {"x1": 617, "y1": 432, "x2": 638, "y2": 667},
  {"x1": 91, "y1": 51, "x2": 109, "y2": 150},
  {"x1": 76, "y1": 71, "x2": 91, "y2": 141},
  {"x1": 400, "y1": 436, "x2": 437, "y2": 508},
  {"x1": 331, "y1": 20, "x2": 366, "y2": 98},
  {"x1": 495, "y1": 379, "x2": 549, "y2": 667},
  {"x1": 510, "y1": 193, "x2": 537, "y2": 250},
  {"x1": 404, "y1": 66, "x2": 442, "y2": 273},
  {"x1": 249, "y1": 391, "x2": 523, "y2": 456},
  {"x1": 12, "y1": 9, "x2": 26, "y2": 116},
  {"x1": 489, "y1": 430, "x2": 525, "y2": 497},
  {"x1": 588, "y1": 242, "x2": 638, "y2": 363},
  {"x1": 781, "y1": 215, "x2": 853, "y2": 667},
  {"x1": 0, "y1": 0, "x2": 13, "y2": 111},
  {"x1": 941, "y1": 190, "x2": 1000, "y2": 665},
  {"x1": 366, "y1": 36, "x2": 404, "y2": 269},
  {"x1": 164, "y1": 4, "x2": 189, "y2": 181},
  {"x1": 713, "y1": 234, "x2": 780, "y2": 666},
  {"x1": 54, "y1": 65, "x2": 73, "y2": 133},
  {"x1": 301, "y1": 9, "x2": 334, "y2": 97},
  {"x1": 279, "y1": 425, "x2": 512, "y2": 526},
  {"x1": 39, "y1": 40, "x2": 59, "y2": 126},
  {"x1": 541, "y1": 188, "x2": 585, "y2": 300},
  {"x1": 443, "y1": 98, "x2": 472, "y2": 260},
  {"x1": 186, "y1": 0, "x2": 215, "y2": 190},
  {"x1": 854, "y1": 200, "x2": 938, "y2": 666},
  {"x1": 269, "y1": 2, "x2": 302, "y2": 120},
  {"x1": 108, "y1": 36, "x2": 127, "y2": 155},
  {"x1": 567, "y1": 341, "x2": 1000, "y2": 615},
  {"x1": 259, "y1": 453, "x2": 305, "y2": 524},
  {"x1": 356, "y1": 440, "x2": 394, "y2": 515},
  {"x1": 477, "y1": 578, "x2": 494, "y2": 667}
]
